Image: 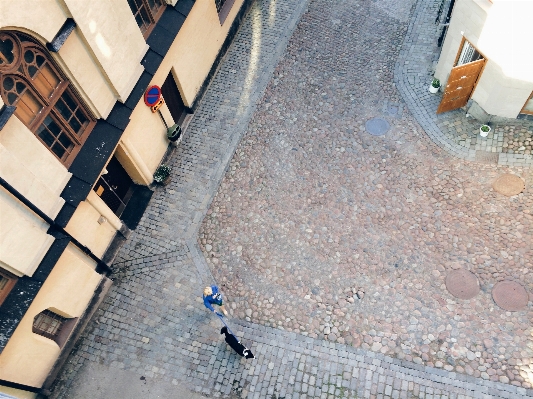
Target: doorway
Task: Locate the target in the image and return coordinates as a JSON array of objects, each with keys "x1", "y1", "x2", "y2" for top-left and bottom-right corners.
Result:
[
  {"x1": 93, "y1": 155, "x2": 134, "y2": 217},
  {"x1": 520, "y1": 91, "x2": 533, "y2": 116},
  {"x1": 437, "y1": 39, "x2": 486, "y2": 114},
  {"x1": 161, "y1": 71, "x2": 188, "y2": 126}
]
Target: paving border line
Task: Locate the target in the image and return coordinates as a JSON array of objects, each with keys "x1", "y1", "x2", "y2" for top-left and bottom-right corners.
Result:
[{"x1": 186, "y1": 0, "x2": 312, "y2": 242}]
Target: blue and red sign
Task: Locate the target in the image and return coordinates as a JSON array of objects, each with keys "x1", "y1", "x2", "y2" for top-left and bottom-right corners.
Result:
[{"x1": 144, "y1": 85, "x2": 162, "y2": 107}]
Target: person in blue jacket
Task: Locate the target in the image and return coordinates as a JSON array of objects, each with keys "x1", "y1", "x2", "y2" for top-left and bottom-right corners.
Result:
[{"x1": 203, "y1": 285, "x2": 228, "y2": 316}]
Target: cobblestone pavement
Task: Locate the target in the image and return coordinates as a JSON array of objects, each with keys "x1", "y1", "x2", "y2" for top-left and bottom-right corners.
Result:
[
  {"x1": 50, "y1": 0, "x2": 533, "y2": 398},
  {"x1": 200, "y1": 0, "x2": 533, "y2": 392},
  {"x1": 395, "y1": 0, "x2": 533, "y2": 167}
]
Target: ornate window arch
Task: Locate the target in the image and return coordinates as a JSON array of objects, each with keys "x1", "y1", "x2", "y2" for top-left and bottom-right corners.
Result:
[{"x1": 0, "y1": 31, "x2": 95, "y2": 167}]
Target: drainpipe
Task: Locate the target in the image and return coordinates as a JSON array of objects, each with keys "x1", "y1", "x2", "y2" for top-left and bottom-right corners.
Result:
[{"x1": 0, "y1": 176, "x2": 111, "y2": 275}]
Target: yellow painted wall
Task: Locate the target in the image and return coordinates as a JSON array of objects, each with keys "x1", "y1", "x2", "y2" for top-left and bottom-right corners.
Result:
[
  {"x1": 0, "y1": 244, "x2": 101, "y2": 388},
  {"x1": 0, "y1": 187, "x2": 54, "y2": 278},
  {"x1": 0, "y1": 386, "x2": 37, "y2": 399},
  {"x1": 0, "y1": 117, "x2": 71, "y2": 217},
  {"x1": 63, "y1": 0, "x2": 148, "y2": 102},
  {"x1": 169, "y1": 0, "x2": 245, "y2": 106},
  {"x1": 435, "y1": 0, "x2": 533, "y2": 118},
  {"x1": 0, "y1": 0, "x2": 65, "y2": 42},
  {"x1": 65, "y1": 191, "x2": 121, "y2": 259},
  {"x1": 122, "y1": 0, "x2": 245, "y2": 178},
  {"x1": 57, "y1": 29, "x2": 116, "y2": 119}
]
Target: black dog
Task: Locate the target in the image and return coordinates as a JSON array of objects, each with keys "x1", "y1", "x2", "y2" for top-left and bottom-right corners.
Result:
[{"x1": 220, "y1": 327, "x2": 255, "y2": 358}]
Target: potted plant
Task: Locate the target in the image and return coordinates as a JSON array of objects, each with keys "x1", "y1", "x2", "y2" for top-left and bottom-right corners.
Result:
[
  {"x1": 479, "y1": 124, "x2": 491, "y2": 137},
  {"x1": 167, "y1": 124, "x2": 182, "y2": 142},
  {"x1": 153, "y1": 164, "x2": 172, "y2": 185},
  {"x1": 429, "y1": 78, "x2": 440, "y2": 94}
]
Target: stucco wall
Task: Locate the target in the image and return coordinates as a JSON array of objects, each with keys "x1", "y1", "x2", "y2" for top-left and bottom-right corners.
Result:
[
  {"x1": 57, "y1": 29, "x2": 116, "y2": 119},
  {"x1": 0, "y1": 117, "x2": 71, "y2": 218},
  {"x1": 0, "y1": 245, "x2": 101, "y2": 388},
  {"x1": 435, "y1": 0, "x2": 533, "y2": 118},
  {"x1": 0, "y1": 187, "x2": 54, "y2": 278},
  {"x1": 64, "y1": 191, "x2": 121, "y2": 258},
  {"x1": 122, "y1": 0, "x2": 246, "y2": 180},
  {"x1": 0, "y1": 0, "x2": 66, "y2": 42},
  {"x1": 63, "y1": 0, "x2": 148, "y2": 102}
]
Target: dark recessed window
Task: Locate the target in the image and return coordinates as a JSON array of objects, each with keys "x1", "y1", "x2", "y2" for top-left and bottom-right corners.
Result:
[
  {"x1": 0, "y1": 32, "x2": 95, "y2": 167},
  {"x1": 215, "y1": 0, "x2": 237, "y2": 24},
  {"x1": 0, "y1": 269, "x2": 18, "y2": 306},
  {"x1": 32, "y1": 309, "x2": 78, "y2": 347},
  {"x1": 127, "y1": 0, "x2": 167, "y2": 38}
]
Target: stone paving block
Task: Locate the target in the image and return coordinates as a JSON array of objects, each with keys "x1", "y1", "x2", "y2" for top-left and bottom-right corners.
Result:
[{"x1": 50, "y1": 0, "x2": 532, "y2": 398}]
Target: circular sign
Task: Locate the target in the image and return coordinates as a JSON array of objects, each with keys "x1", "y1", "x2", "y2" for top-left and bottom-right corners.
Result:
[{"x1": 144, "y1": 85, "x2": 162, "y2": 107}]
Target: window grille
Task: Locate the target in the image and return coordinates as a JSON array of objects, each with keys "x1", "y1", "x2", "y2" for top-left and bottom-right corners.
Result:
[
  {"x1": 32, "y1": 309, "x2": 67, "y2": 341},
  {"x1": 127, "y1": 0, "x2": 166, "y2": 38}
]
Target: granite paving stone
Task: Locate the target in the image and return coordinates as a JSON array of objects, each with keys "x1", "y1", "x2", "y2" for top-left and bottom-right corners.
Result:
[{"x1": 50, "y1": 0, "x2": 532, "y2": 398}]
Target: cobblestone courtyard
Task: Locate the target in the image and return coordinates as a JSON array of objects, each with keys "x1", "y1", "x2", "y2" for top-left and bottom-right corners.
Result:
[
  {"x1": 200, "y1": 0, "x2": 533, "y2": 390},
  {"x1": 50, "y1": 0, "x2": 533, "y2": 398}
]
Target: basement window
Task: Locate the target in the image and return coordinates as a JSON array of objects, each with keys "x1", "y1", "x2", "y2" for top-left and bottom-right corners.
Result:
[
  {"x1": 215, "y1": 0, "x2": 237, "y2": 25},
  {"x1": 32, "y1": 309, "x2": 78, "y2": 347}
]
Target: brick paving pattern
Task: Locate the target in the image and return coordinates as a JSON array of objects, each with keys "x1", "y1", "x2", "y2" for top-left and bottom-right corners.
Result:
[
  {"x1": 50, "y1": 0, "x2": 533, "y2": 398},
  {"x1": 394, "y1": 0, "x2": 533, "y2": 167}
]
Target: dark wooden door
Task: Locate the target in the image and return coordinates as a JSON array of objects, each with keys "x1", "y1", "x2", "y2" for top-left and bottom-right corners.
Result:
[
  {"x1": 161, "y1": 72, "x2": 187, "y2": 125},
  {"x1": 437, "y1": 59, "x2": 485, "y2": 114},
  {"x1": 93, "y1": 156, "x2": 134, "y2": 216}
]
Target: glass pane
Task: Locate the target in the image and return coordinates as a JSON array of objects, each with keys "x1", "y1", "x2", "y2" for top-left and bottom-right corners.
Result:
[
  {"x1": 7, "y1": 93, "x2": 17, "y2": 104},
  {"x1": 58, "y1": 132, "x2": 73, "y2": 149},
  {"x1": 61, "y1": 91, "x2": 77, "y2": 111},
  {"x1": 36, "y1": 54, "x2": 45, "y2": 67},
  {"x1": 0, "y1": 37, "x2": 15, "y2": 65},
  {"x1": 15, "y1": 81, "x2": 25, "y2": 94},
  {"x1": 3, "y1": 77, "x2": 14, "y2": 91},
  {"x1": 524, "y1": 98, "x2": 533, "y2": 112},
  {"x1": 56, "y1": 98, "x2": 72, "y2": 121},
  {"x1": 69, "y1": 117, "x2": 81, "y2": 133},
  {"x1": 139, "y1": 7, "x2": 151, "y2": 26},
  {"x1": 51, "y1": 142, "x2": 66, "y2": 158},
  {"x1": 28, "y1": 65, "x2": 38, "y2": 78},
  {"x1": 75, "y1": 109, "x2": 87, "y2": 126},
  {"x1": 135, "y1": 15, "x2": 145, "y2": 30},
  {"x1": 0, "y1": 275, "x2": 8, "y2": 290},
  {"x1": 44, "y1": 117, "x2": 61, "y2": 137},
  {"x1": 37, "y1": 126, "x2": 55, "y2": 146},
  {"x1": 24, "y1": 50, "x2": 34, "y2": 63},
  {"x1": 127, "y1": 0, "x2": 139, "y2": 13}
]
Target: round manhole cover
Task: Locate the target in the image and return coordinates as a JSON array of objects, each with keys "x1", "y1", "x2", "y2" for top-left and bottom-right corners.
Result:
[
  {"x1": 492, "y1": 281, "x2": 529, "y2": 311},
  {"x1": 492, "y1": 174, "x2": 525, "y2": 196},
  {"x1": 445, "y1": 269, "x2": 480, "y2": 300},
  {"x1": 365, "y1": 118, "x2": 390, "y2": 136}
]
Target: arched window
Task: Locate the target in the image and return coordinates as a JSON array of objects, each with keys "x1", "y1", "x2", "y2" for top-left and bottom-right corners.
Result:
[{"x1": 0, "y1": 31, "x2": 95, "y2": 167}]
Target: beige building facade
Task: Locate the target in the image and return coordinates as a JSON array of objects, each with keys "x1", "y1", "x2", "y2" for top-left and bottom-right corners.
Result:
[
  {"x1": 0, "y1": 0, "x2": 251, "y2": 397},
  {"x1": 434, "y1": 0, "x2": 533, "y2": 119}
]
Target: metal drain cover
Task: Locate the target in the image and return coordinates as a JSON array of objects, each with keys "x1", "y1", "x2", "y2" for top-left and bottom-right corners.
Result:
[
  {"x1": 492, "y1": 281, "x2": 529, "y2": 311},
  {"x1": 445, "y1": 269, "x2": 480, "y2": 300},
  {"x1": 365, "y1": 118, "x2": 390, "y2": 136},
  {"x1": 492, "y1": 174, "x2": 525, "y2": 196}
]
